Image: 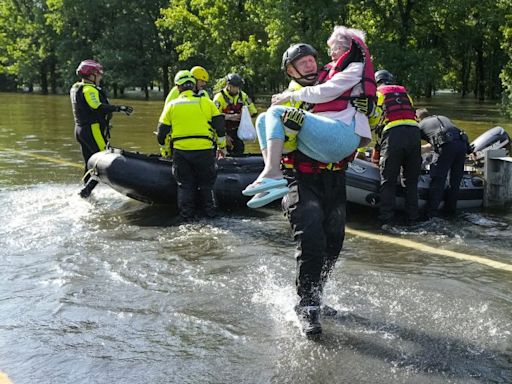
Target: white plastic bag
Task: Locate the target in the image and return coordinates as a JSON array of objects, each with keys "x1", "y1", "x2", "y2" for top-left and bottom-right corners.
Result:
[{"x1": 237, "y1": 106, "x2": 257, "y2": 141}]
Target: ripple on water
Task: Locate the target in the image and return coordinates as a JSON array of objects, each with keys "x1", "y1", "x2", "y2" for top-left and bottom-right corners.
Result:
[{"x1": 1, "y1": 182, "x2": 511, "y2": 383}]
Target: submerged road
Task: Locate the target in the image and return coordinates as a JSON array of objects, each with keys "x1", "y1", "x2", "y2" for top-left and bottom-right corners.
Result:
[
  {"x1": 1, "y1": 93, "x2": 510, "y2": 383},
  {"x1": 3, "y1": 146, "x2": 512, "y2": 273}
]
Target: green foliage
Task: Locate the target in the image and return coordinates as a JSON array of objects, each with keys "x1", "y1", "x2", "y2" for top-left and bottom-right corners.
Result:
[
  {"x1": 0, "y1": 0, "x2": 510, "y2": 113},
  {"x1": 500, "y1": 8, "x2": 512, "y2": 117},
  {"x1": 0, "y1": 0, "x2": 54, "y2": 89}
]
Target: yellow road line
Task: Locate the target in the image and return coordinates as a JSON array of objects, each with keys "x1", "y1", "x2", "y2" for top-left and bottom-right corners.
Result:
[
  {"x1": 0, "y1": 148, "x2": 83, "y2": 169},
  {"x1": 2, "y1": 145, "x2": 511, "y2": 273},
  {"x1": 346, "y1": 227, "x2": 512, "y2": 272},
  {"x1": 0, "y1": 371, "x2": 13, "y2": 384}
]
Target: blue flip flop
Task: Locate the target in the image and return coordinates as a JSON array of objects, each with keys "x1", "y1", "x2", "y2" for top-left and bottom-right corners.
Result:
[
  {"x1": 242, "y1": 177, "x2": 288, "y2": 196},
  {"x1": 246, "y1": 186, "x2": 290, "y2": 209}
]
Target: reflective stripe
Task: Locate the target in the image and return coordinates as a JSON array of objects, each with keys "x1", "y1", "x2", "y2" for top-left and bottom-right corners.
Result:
[
  {"x1": 164, "y1": 86, "x2": 180, "y2": 105},
  {"x1": 172, "y1": 99, "x2": 201, "y2": 106},
  {"x1": 383, "y1": 118, "x2": 419, "y2": 131},
  {"x1": 160, "y1": 90, "x2": 220, "y2": 150},
  {"x1": 173, "y1": 135, "x2": 213, "y2": 142},
  {"x1": 91, "y1": 123, "x2": 106, "y2": 150},
  {"x1": 83, "y1": 85, "x2": 101, "y2": 109}
]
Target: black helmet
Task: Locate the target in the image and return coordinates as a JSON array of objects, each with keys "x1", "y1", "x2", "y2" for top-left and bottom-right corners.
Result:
[
  {"x1": 375, "y1": 69, "x2": 394, "y2": 85},
  {"x1": 226, "y1": 73, "x2": 244, "y2": 87},
  {"x1": 281, "y1": 43, "x2": 317, "y2": 71}
]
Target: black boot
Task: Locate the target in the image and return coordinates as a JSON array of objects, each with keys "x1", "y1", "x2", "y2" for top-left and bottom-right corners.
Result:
[
  {"x1": 295, "y1": 305, "x2": 322, "y2": 337},
  {"x1": 79, "y1": 179, "x2": 98, "y2": 198}
]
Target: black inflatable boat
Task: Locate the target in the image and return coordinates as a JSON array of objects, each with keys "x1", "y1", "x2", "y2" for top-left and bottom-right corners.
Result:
[
  {"x1": 87, "y1": 149, "x2": 263, "y2": 208},
  {"x1": 345, "y1": 158, "x2": 484, "y2": 209},
  {"x1": 87, "y1": 127, "x2": 510, "y2": 210},
  {"x1": 347, "y1": 126, "x2": 510, "y2": 209}
]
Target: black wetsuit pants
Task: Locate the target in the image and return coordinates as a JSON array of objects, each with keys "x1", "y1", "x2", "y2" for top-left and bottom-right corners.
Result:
[
  {"x1": 172, "y1": 148, "x2": 217, "y2": 219},
  {"x1": 75, "y1": 125, "x2": 108, "y2": 196},
  {"x1": 427, "y1": 139, "x2": 467, "y2": 217},
  {"x1": 379, "y1": 125, "x2": 421, "y2": 223},
  {"x1": 283, "y1": 170, "x2": 346, "y2": 307},
  {"x1": 75, "y1": 124, "x2": 106, "y2": 184}
]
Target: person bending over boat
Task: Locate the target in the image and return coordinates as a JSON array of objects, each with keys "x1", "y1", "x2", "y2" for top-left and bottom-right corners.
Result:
[
  {"x1": 161, "y1": 66, "x2": 211, "y2": 158},
  {"x1": 157, "y1": 70, "x2": 226, "y2": 221},
  {"x1": 70, "y1": 59, "x2": 133, "y2": 198},
  {"x1": 213, "y1": 73, "x2": 258, "y2": 156},
  {"x1": 369, "y1": 69, "x2": 421, "y2": 226},
  {"x1": 244, "y1": 26, "x2": 375, "y2": 336},
  {"x1": 416, "y1": 109, "x2": 473, "y2": 219}
]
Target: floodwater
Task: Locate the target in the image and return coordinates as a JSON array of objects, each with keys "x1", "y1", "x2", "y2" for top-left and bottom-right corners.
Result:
[{"x1": 0, "y1": 92, "x2": 511, "y2": 384}]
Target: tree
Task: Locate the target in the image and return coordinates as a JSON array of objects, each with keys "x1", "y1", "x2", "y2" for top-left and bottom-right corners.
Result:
[
  {"x1": 0, "y1": 0, "x2": 510, "y2": 106},
  {"x1": 0, "y1": 0, "x2": 58, "y2": 93},
  {"x1": 500, "y1": 12, "x2": 512, "y2": 116}
]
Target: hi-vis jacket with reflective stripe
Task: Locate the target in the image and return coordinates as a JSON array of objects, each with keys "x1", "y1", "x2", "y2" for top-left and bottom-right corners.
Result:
[
  {"x1": 165, "y1": 86, "x2": 210, "y2": 106},
  {"x1": 158, "y1": 90, "x2": 226, "y2": 151}
]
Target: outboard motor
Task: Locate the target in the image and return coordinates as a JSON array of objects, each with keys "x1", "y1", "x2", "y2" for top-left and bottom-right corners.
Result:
[{"x1": 470, "y1": 126, "x2": 511, "y2": 165}]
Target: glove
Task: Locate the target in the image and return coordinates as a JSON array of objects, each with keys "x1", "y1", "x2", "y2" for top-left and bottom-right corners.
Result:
[
  {"x1": 281, "y1": 108, "x2": 305, "y2": 131},
  {"x1": 217, "y1": 136, "x2": 227, "y2": 150},
  {"x1": 217, "y1": 148, "x2": 227, "y2": 159},
  {"x1": 117, "y1": 105, "x2": 134, "y2": 115},
  {"x1": 351, "y1": 97, "x2": 375, "y2": 116}
]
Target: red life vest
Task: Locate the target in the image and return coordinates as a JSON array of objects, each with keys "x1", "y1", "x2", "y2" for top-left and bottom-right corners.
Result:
[
  {"x1": 313, "y1": 36, "x2": 376, "y2": 113},
  {"x1": 378, "y1": 85, "x2": 416, "y2": 122},
  {"x1": 220, "y1": 89, "x2": 244, "y2": 114},
  {"x1": 219, "y1": 89, "x2": 248, "y2": 130}
]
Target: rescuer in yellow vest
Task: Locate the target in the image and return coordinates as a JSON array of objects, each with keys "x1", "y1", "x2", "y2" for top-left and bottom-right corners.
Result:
[
  {"x1": 161, "y1": 66, "x2": 211, "y2": 158},
  {"x1": 157, "y1": 70, "x2": 226, "y2": 220}
]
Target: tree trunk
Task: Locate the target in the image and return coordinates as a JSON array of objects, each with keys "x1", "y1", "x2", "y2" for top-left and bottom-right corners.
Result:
[
  {"x1": 397, "y1": 0, "x2": 415, "y2": 46},
  {"x1": 162, "y1": 65, "x2": 170, "y2": 100},
  {"x1": 461, "y1": 51, "x2": 470, "y2": 97},
  {"x1": 475, "y1": 46, "x2": 485, "y2": 101},
  {"x1": 40, "y1": 63, "x2": 48, "y2": 95},
  {"x1": 49, "y1": 58, "x2": 57, "y2": 94},
  {"x1": 144, "y1": 85, "x2": 149, "y2": 100},
  {"x1": 423, "y1": 81, "x2": 432, "y2": 98}
]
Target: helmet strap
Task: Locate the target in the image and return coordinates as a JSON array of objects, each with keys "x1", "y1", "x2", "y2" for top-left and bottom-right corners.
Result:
[
  {"x1": 85, "y1": 72, "x2": 100, "y2": 85},
  {"x1": 178, "y1": 82, "x2": 194, "y2": 92},
  {"x1": 289, "y1": 62, "x2": 317, "y2": 86}
]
